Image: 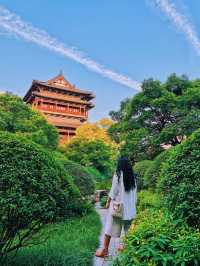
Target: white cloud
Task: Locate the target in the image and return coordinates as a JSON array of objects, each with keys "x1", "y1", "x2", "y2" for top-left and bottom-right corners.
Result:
[
  {"x1": 152, "y1": 0, "x2": 200, "y2": 56},
  {"x1": 0, "y1": 6, "x2": 141, "y2": 91}
]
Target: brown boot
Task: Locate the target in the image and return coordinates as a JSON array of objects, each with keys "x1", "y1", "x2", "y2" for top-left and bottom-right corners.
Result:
[{"x1": 95, "y1": 248, "x2": 109, "y2": 258}]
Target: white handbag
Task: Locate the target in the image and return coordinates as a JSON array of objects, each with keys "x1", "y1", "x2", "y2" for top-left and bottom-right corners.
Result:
[{"x1": 111, "y1": 200, "x2": 123, "y2": 219}]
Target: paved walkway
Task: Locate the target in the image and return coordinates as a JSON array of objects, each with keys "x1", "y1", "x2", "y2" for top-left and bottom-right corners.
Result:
[{"x1": 93, "y1": 206, "x2": 120, "y2": 266}]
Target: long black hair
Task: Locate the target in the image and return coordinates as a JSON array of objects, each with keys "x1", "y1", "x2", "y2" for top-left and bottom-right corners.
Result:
[{"x1": 116, "y1": 156, "x2": 136, "y2": 192}]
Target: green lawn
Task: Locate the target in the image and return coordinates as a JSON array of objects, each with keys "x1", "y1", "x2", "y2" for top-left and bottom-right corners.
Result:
[{"x1": 7, "y1": 211, "x2": 101, "y2": 266}]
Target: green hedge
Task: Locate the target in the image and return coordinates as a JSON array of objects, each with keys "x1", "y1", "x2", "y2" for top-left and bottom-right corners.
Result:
[
  {"x1": 137, "y1": 190, "x2": 162, "y2": 212},
  {"x1": 143, "y1": 150, "x2": 170, "y2": 190},
  {"x1": 134, "y1": 160, "x2": 153, "y2": 190},
  {"x1": 114, "y1": 208, "x2": 200, "y2": 266},
  {"x1": 0, "y1": 132, "x2": 83, "y2": 259},
  {"x1": 54, "y1": 152, "x2": 95, "y2": 197},
  {"x1": 158, "y1": 129, "x2": 200, "y2": 228}
]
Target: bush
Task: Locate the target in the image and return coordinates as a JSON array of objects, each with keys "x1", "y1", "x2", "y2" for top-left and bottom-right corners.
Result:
[
  {"x1": 63, "y1": 160, "x2": 95, "y2": 197},
  {"x1": 137, "y1": 190, "x2": 162, "y2": 212},
  {"x1": 53, "y1": 152, "x2": 95, "y2": 197},
  {"x1": 0, "y1": 93, "x2": 59, "y2": 149},
  {"x1": 158, "y1": 129, "x2": 200, "y2": 228},
  {"x1": 0, "y1": 132, "x2": 83, "y2": 261},
  {"x1": 134, "y1": 160, "x2": 153, "y2": 190},
  {"x1": 86, "y1": 167, "x2": 108, "y2": 181},
  {"x1": 114, "y1": 208, "x2": 200, "y2": 266},
  {"x1": 144, "y1": 150, "x2": 170, "y2": 190}
]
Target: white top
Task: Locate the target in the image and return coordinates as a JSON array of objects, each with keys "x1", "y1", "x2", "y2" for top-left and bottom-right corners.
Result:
[{"x1": 109, "y1": 172, "x2": 137, "y2": 220}]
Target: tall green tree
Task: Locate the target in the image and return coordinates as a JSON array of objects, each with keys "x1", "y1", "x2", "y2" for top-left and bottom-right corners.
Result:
[{"x1": 109, "y1": 74, "x2": 200, "y2": 162}]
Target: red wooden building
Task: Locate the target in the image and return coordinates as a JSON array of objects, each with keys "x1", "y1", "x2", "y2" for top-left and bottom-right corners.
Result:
[{"x1": 23, "y1": 73, "x2": 95, "y2": 144}]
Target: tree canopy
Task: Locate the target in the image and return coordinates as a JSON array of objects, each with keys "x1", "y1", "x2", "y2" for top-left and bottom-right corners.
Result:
[
  {"x1": 63, "y1": 138, "x2": 116, "y2": 177},
  {"x1": 109, "y1": 74, "x2": 200, "y2": 162}
]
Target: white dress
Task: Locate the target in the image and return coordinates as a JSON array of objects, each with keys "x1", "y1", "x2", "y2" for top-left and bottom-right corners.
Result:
[{"x1": 104, "y1": 172, "x2": 137, "y2": 237}]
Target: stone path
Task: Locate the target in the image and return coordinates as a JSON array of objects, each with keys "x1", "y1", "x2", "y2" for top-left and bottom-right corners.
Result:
[{"x1": 93, "y1": 206, "x2": 120, "y2": 266}]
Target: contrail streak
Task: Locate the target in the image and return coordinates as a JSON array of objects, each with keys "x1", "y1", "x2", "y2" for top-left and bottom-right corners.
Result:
[
  {"x1": 0, "y1": 6, "x2": 141, "y2": 91},
  {"x1": 152, "y1": 0, "x2": 200, "y2": 56}
]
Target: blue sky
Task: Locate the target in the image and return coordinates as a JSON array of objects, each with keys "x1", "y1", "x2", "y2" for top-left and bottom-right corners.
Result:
[{"x1": 0, "y1": 0, "x2": 200, "y2": 121}]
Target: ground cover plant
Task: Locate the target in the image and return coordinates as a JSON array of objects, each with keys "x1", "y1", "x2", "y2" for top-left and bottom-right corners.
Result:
[{"x1": 6, "y1": 211, "x2": 101, "y2": 266}]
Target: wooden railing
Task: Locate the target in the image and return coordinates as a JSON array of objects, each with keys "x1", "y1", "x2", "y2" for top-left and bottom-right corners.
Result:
[{"x1": 36, "y1": 105, "x2": 87, "y2": 117}]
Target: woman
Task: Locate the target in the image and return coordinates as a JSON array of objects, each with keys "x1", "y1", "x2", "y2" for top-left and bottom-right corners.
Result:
[{"x1": 95, "y1": 156, "x2": 137, "y2": 258}]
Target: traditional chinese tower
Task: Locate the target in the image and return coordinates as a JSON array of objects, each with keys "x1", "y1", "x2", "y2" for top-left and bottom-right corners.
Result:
[{"x1": 23, "y1": 73, "x2": 95, "y2": 144}]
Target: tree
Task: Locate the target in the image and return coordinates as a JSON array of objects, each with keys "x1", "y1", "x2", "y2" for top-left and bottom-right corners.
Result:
[
  {"x1": 165, "y1": 73, "x2": 191, "y2": 95},
  {"x1": 74, "y1": 119, "x2": 115, "y2": 147},
  {"x1": 0, "y1": 93, "x2": 58, "y2": 149},
  {"x1": 109, "y1": 74, "x2": 200, "y2": 162},
  {"x1": 63, "y1": 138, "x2": 116, "y2": 177}
]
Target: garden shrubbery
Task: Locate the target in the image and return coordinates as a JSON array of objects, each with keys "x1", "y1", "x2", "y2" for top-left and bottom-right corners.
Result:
[
  {"x1": 0, "y1": 93, "x2": 59, "y2": 149},
  {"x1": 143, "y1": 150, "x2": 170, "y2": 190},
  {"x1": 54, "y1": 151, "x2": 96, "y2": 197},
  {"x1": 158, "y1": 129, "x2": 200, "y2": 228},
  {"x1": 114, "y1": 208, "x2": 200, "y2": 266},
  {"x1": 137, "y1": 190, "x2": 161, "y2": 212},
  {"x1": 0, "y1": 132, "x2": 84, "y2": 260},
  {"x1": 134, "y1": 160, "x2": 153, "y2": 190}
]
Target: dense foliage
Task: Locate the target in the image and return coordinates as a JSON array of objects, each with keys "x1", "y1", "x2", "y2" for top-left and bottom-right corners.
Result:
[
  {"x1": 0, "y1": 93, "x2": 59, "y2": 149},
  {"x1": 114, "y1": 208, "x2": 200, "y2": 266},
  {"x1": 74, "y1": 118, "x2": 114, "y2": 144},
  {"x1": 63, "y1": 138, "x2": 116, "y2": 177},
  {"x1": 134, "y1": 160, "x2": 153, "y2": 190},
  {"x1": 54, "y1": 153, "x2": 95, "y2": 197},
  {"x1": 109, "y1": 74, "x2": 200, "y2": 162},
  {"x1": 0, "y1": 132, "x2": 83, "y2": 260},
  {"x1": 158, "y1": 129, "x2": 200, "y2": 228},
  {"x1": 143, "y1": 150, "x2": 170, "y2": 190}
]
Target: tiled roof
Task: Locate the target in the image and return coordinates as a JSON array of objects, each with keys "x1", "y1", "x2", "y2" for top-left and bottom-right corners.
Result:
[{"x1": 24, "y1": 73, "x2": 95, "y2": 102}]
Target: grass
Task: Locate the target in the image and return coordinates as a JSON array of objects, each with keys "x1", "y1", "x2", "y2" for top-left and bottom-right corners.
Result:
[{"x1": 7, "y1": 211, "x2": 101, "y2": 266}]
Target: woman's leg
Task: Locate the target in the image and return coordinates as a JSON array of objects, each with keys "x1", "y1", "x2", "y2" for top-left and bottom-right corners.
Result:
[
  {"x1": 95, "y1": 234, "x2": 111, "y2": 257},
  {"x1": 103, "y1": 234, "x2": 111, "y2": 252}
]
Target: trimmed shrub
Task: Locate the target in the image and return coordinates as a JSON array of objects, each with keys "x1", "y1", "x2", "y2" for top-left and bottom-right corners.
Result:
[
  {"x1": 54, "y1": 152, "x2": 95, "y2": 197},
  {"x1": 63, "y1": 160, "x2": 95, "y2": 197},
  {"x1": 134, "y1": 160, "x2": 153, "y2": 190},
  {"x1": 0, "y1": 132, "x2": 82, "y2": 260},
  {"x1": 114, "y1": 208, "x2": 200, "y2": 266},
  {"x1": 158, "y1": 129, "x2": 200, "y2": 228},
  {"x1": 144, "y1": 150, "x2": 171, "y2": 190}
]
